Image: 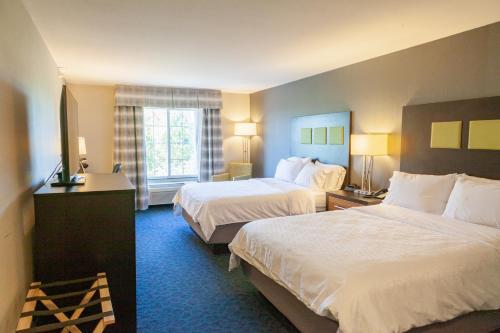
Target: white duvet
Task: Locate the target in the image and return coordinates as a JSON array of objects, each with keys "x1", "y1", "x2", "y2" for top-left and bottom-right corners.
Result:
[
  {"x1": 229, "y1": 204, "x2": 500, "y2": 333},
  {"x1": 173, "y1": 178, "x2": 316, "y2": 240}
]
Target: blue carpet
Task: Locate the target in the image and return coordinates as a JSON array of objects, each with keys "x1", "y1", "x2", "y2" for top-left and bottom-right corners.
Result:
[{"x1": 136, "y1": 205, "x2": 298, "y2": 332}]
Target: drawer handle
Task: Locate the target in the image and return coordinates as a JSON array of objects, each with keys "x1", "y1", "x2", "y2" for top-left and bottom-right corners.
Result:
[{"x1": 333, "y1": 205, "x2": 346, "y2": 210}]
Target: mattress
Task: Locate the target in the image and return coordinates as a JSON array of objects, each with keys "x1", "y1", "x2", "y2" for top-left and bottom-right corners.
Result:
[
  {"x1": 229, "y1": 204, "x2": 500, "y2": 333},
  {"x1": 173, "y1": 178, "x2": 320, "y2": 240},
  {"x1": 313, "y1": 190, "x2": 326, "y2": 211}
]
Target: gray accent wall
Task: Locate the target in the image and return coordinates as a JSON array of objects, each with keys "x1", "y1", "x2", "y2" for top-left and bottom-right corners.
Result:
[{"x1": 250, "y1": 22, "x2": 500, "y2": 188}]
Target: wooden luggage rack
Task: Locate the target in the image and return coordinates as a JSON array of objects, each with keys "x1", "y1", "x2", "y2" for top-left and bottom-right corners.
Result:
[{"x1": 16, "y1": 273, "x2": 115, "y2": 333}]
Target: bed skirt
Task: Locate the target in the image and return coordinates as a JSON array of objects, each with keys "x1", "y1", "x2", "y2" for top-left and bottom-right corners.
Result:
[{"x1": 182, "y1": 208, "x2": 248, "y2": 244}]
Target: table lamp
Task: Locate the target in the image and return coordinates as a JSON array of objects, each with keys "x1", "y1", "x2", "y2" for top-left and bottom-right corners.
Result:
[
  {"x1": 78, "y1": 136, "x2": 87, "y2": 155},
  {"x1": 235, "y1": 123, "x2": 257, "y2": 163},
  {"x1": 351, "y1": 134, "x2": 388, "y2": 195},
  {"x1": 78, "y1": 136, "x2": 88, "y2": 172}
]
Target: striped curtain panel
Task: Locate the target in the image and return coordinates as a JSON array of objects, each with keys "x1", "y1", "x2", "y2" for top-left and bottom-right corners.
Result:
[
  {"x1": 114, "y1": 106, "x2": 149, "y2": 210},
  {"x1": 199, "y1": 109, "x2": 224, "y2": 182}
]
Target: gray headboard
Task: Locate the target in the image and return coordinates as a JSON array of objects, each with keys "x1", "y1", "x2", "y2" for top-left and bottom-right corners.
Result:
[
  {"x1": 401, "y1": 96, "x2": 500, "y2": 179},
  {"x1": 290, "y1": 111, "x2": 351, "y2": 170}
]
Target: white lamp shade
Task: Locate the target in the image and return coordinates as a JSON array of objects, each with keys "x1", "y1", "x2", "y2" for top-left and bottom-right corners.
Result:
[
  {"x1": 234, "y1": 122, "x2": 257, "y2": 136},
  {"x1": 351, "y1": 134, "x2": 388, "y2": 156},
  {"x1": 78, "y1": 136, "x2": 87, "y2": 155}
]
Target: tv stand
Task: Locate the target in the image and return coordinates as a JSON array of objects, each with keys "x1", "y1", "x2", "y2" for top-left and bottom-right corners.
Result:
[
  {"x1": 34, "y1": 173, "x2": 136, "y2": 332},
  {"x1": 50, "y1": 174, "x2": 86, "y2": 187}
]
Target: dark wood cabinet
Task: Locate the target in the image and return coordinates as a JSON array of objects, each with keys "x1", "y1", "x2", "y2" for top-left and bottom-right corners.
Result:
[
  {"x1": 34, "y1": 173, "x2": 136, "y2": 332},
  {"x1": 327, "y1": 190, "x2": 382, "y2": 210}
]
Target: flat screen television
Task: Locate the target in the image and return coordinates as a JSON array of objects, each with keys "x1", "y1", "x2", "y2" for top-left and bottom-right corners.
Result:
[{"x1": 51, "y1": 85, "x2": 85, "y2": 186}]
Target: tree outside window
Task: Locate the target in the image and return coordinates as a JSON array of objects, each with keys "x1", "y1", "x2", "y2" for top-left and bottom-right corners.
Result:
[{"x1": 144, "y1": 108, "x2": 199, "y2": 180}]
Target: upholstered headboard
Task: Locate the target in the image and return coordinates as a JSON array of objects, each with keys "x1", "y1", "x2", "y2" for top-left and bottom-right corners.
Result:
[
  {"x1": 290, "y1": 111, "x2": 351, "y2": 170},
  {"x1": 401, "y1": 96, "x2": 500, "y2": 179}
]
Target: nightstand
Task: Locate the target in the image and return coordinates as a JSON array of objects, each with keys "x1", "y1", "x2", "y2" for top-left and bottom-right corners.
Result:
[{"x1": 326, "y1": 190, "x2": 382, "y2": 210}]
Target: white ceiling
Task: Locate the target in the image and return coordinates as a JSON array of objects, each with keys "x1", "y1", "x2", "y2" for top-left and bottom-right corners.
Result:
[{"x1": 23, "y1": 0, "x2": 500, "y2": 93}]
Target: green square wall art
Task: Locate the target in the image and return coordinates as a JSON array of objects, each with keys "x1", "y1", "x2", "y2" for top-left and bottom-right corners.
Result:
[
  {"x1": 329, "y1": 126, "x2": 344, "y2": 145},
  {"x1": 314, "y1": 127, "x2": 327, "y2": 145},
  {"x1": 468, "y1": 119, "x2": 500, "y2": 150},
  {"x1": 300, "y1": 128, "x2": 312, "y2": 144},
  {"x1": 430, "y1": 121, "x2": 462, "y2": 149}
]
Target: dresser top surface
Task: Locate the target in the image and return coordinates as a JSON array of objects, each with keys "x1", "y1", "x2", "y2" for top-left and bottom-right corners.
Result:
[
  {"x1": 35, "y1": 173, "x2": 135, "y2": 196},
  {"x1": 327, "y1": 190, "x2": 382, "y2": 205}
]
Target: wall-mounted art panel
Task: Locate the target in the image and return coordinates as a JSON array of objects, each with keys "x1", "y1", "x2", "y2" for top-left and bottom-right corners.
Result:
[
  {"x1": 291, "y1": 111, "x2": 351, "y2": 169},
  {"x1": 314, "y1": 127, "x2": 327, "y2": 145},
  {"x1": 468, "y1": 119, "x2": 500, "y2": 150},
  {"x1": 329, "y1": 126, "x2": 344, "y2": 145},
  {"x1": 430, "y1": 121, "x2": 462, "y2": 149},
  {"x1": 401, "y1": 96, "x2": 500, "y2": 180},
  {"x1": 300, "y1": 128, "x2": 312, "y2": 144}
]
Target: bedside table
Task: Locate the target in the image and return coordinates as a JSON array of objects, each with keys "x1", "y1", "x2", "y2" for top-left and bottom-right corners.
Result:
[{"x1": 326, "y1": 190, "x2": 382, "y2": 210}]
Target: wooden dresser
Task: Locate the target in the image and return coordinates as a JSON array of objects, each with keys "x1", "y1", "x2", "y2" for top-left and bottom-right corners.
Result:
[
  {"x1": 34, "y1": 173, "x2": 136, "y2": 332},
  {"x1": 327, "y1": 190, "x2": 382, "y2": 210}
]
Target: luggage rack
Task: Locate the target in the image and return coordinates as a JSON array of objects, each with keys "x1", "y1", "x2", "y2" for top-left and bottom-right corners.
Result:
[{"x1": 16, "y1": 273, "x2": 115, "y2": 333}]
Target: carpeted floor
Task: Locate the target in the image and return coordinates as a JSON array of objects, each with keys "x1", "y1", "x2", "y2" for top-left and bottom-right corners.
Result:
[{"x1": 136, "y1": 205, "x2": 298, "y2": 332}]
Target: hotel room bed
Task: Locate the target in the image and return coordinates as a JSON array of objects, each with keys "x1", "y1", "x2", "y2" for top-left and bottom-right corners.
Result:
[
  {"x1": 229, "y1": 204, "x2": 500, "y2": 333},
  {"x1": 229, "y1": 97, "x2": 500, "y2": 332},
  {"x1": 174, "y1": 111, "x2": 352, "y2": 247},
  {"x1": 174, "y1": 177, "x2": 326, "y2": 244}
]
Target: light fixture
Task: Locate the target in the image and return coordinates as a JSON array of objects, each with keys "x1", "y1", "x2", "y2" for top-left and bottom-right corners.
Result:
[
  {"x1": 78, "y1": 136, "x2": 87, "y2": 155},
  {"x1": 234, "y1": 123, "x2": 257, "y2": 163},
  {"x1": 351, "y1": 134, "x2": 389, "y2": 194},
  {"x1": 78, "y1": 136, "x2": 88, "y2": 173}
]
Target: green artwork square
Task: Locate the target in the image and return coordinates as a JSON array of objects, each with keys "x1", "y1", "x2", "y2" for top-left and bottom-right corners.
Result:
[
  {"x1": 430, "y1": 121, "x2": 462, "y2": 149},
  {"x1": 300, "y1": 128, "x2": 312, "y2": 144},
  {"x1": 329, "y1": 126, "x2": 344, "y2": 145},
  {"x1": 314, "y1": 127, "x2": 327, "y2": 145},
  {"x1": 468, "y1": 119, "x2": 500, "y2": 150}
]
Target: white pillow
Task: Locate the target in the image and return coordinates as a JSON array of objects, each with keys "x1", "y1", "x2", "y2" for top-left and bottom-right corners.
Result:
[
  {"x1": 294, "y1": 163, "x2": 326, "y2": 190},
  {"x1": 315, "y1": 161, "x2": 346, "y2": 190},
  {"x1": 383, "y1": 171, "x2": 457, "y2": 214},
  {"x1": 460, "y1": 174, "x2": 500, "y2": 184},
  {"x1": 288, "y1": 156, "x2": 311, "y2": 167},
  {"x1": 274, "y1": 159, "x2": 305, "y2": 182},
  {"x1": 443, "y1": 176, "x2": 500, "y2": 228}
]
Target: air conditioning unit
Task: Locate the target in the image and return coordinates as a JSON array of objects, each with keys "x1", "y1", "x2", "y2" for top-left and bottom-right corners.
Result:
[
  {"x1": 149, "y1": 189, "x2": 177, "y2": 206},
  {"x1": 148, "y1": 181, "x2": 195, "y2": 205}
]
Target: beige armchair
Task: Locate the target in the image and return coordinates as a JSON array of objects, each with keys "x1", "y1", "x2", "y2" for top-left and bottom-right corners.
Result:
[{"x1": 211, "y1": 162, "x2": 252, "y2": 181}]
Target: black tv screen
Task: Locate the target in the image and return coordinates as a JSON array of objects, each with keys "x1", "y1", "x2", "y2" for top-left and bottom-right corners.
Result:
[{"x1": 56, "y1": 85, "x2": 82, "y2": 185}]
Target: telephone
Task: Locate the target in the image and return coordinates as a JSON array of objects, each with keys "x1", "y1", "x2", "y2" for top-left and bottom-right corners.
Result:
[
  {"x1": 364, "y1": 188, "x2": 388, "y2": 199},
  {"x1": 344, "y1": 184, "x2": 361, "y2": 192}
]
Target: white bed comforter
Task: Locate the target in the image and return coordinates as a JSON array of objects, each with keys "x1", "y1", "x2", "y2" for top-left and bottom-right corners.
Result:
[
  {"x1": 172, "y1": 178, "x2": 316, "y2": 240},
  {"x1": 229, "y1": 204, "x2": 500, "y2": 333}
]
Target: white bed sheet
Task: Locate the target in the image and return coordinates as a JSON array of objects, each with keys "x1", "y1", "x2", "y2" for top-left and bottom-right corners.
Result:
[
  {"x1": 173, "y1": 178, "x2": 318, "y2": 239},
  {"x1": 229, "y1": 204, "x2": 500, "y2": 333}
]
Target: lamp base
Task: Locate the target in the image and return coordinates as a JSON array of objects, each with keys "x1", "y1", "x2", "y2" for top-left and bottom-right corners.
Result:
[
  {"x1": 361, "y1": 155, "x2": 374, "y2": 194},
  {"x1": 354, "y1": 189, "x2": 374, "y2": 196}
]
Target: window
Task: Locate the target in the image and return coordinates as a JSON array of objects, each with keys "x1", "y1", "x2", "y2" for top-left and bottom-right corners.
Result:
[{"x1": 144, "y1": 108, "x2": 200, "y2": 181}]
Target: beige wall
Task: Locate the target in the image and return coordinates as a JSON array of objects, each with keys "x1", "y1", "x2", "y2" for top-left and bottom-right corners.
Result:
[
  {"x1": 68, "y1": 84, "x2": 115, "y2": 173},
  {"x1": 0, "y1": 0, "x2": 61, "y2": 331},
  {"x1": 70, "y1": 85, "x2": 250, "y2": 173},
  {"x1": 220, "y1": 92, "x2": 251, "y2": 169},
  {"x1": 250, "y1": 22, "x2": 500, "y2": 188}
]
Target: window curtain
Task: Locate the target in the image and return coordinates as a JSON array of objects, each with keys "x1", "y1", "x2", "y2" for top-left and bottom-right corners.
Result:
[
  {"x1": 199, "y1": 109, "x2": 224, "y2": 181},
  {"x1": 114, "y1": 106, "x2": 149, "y2": 210},
  {"x1": 114, "y1": 84, "x2": 223, "y2": 187},
  {"x1": 115, "y1": 85, "x2": 222, "y2": 109}
]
